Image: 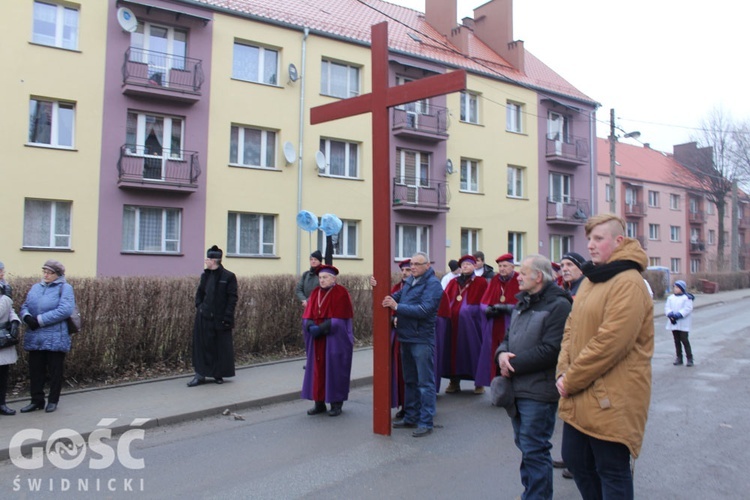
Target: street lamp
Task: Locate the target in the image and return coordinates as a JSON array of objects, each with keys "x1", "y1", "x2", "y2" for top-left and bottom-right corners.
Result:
[{"x1": 609, "y1": 108, "x2": 640, "y2": 213}]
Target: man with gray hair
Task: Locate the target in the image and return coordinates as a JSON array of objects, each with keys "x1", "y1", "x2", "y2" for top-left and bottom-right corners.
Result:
[
  {"x1": 0, "y1": 262, "x2": 11, "y2": 298},
  {"x1": 496, "y1": 254, "x2": 572, "y2": 499}
]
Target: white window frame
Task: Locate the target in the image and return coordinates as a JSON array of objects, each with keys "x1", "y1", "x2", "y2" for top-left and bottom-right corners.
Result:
[
  {"x1": 670, "y1": 258, "x2": 681, "y2": 274},
  {"x1": 670, "y1": 225, "x2": 681, "y2": 242},
  {"x1": 507, "y1": 166, "x2": 524, "y2": 198},
  {"x1": 321, "y1": 59, "x2": 360, "y2": 98},
  {"x1": 32, "y1": 1, "x2": 78, "y2": 50},
  {"x1": 460, "y1": 91, "x2": 479, "y2": 124},
  {"x1": 318, "y1": 220, "x2": 358, "y2": 257},
  {"x1": 707, "y1": 201, "x2": 715, "y2": 215},
  {"x1": 319, "y1": 138, "x2": 359, "y2": 178},
  {"x1": 670, "y1": 193, "x2": 681, "y2": 210},
  {"x1": 122, "y1": 206, "x2": 181, "y2": 253},
  {"x1": 28, "y1": 98, "x2": 75, "y2": 148},
  {"x1": 506, "y1": 101, "x2": 523, "y2": 133},
  {"x1": 396, "y1": 149, "x2": 430, "y2": 187},
  {"x1": 461, "y1": 228, "x2": 480, "y2": 255},
  {"x1": 395, "y1": 76, "x2": 429, "y2": 115},
  {"x1": 460, "y1": 159, "x2": 479, "y2": 193},
  {"x1": 130, "y1": 21, "x2": 188, "y2": 84},
  {"x1": 395, "y1": 224, "x2": 430, "y2": 260},
  {"x1": 227, "y1": 212, "x2": 276, "y2": 256},
  {"x1": 508, "y1": 232, "x2": 525, "y2": 264},
  {"x1": 230, "y1": 125, "x2": 277, "y2": 169},
  {"x1": 648, "y1": 190, "x2": 659, "y2": 207},
  {"x1": 690, "y1": 258, "x2": 701, "y2": 274},
  {"x1": 547, "y1": 111, "x2": 569, "y2": 142},
  {"x1": 23, "y1": 198, "x2": 71, "y2": 249},
  {"x1": 232, "y1": 41, "x2": 279, "y2": 85},
  {"x1": 708, "y1": 229, "x2": 716, "y2": 245},
  {"x1": 605, "y1": 184, "x2": 612, "y2": 202},
  {"x1": 549, "y1": 172, "x2": 572, "y2": 204},
  {"x1": 649, "y1": 257, "x2": 661, "y2": 267},
  {"x1": 549, "y1": 235, "x2": 572, "y2": 263},
  {"x1": 626, "y1": 221, "x2": 637, "y2": 239},
  {"x1": 648, "y1": 223, "x2": 660, "y2": 240}
]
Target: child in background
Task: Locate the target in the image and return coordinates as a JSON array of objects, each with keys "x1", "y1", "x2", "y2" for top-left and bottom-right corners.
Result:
[{"x1": 665, "y1": 280, "x2": 694, "y2": 367}]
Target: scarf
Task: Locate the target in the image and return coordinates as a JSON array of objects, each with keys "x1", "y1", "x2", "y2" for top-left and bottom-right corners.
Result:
[{"x1": 582, "y1": 260, "x2": 641, "y2": 283}]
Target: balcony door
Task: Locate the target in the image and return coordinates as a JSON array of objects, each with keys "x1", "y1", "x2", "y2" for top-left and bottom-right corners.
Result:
[
  {"x1": 126, "y1": 112, "x2": 183, "y2": 180},
  {"x1": 397, "y1": 149, "x2": 429, "y2": 204},
  {"x1": 130, "y1": 22, "x2": 187, "y2": 87}
]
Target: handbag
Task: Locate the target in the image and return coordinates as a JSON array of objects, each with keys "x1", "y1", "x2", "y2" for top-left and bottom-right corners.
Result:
[
  {"x1": 58, "y1": 285, "x2": 82, "y2": 335},
  {"x1": 0, "y1": 322, "x2": 19, "y2": 349}
]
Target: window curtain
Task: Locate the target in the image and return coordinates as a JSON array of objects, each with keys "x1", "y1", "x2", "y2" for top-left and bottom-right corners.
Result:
[
  {"x1": 29, "y1": 100, "x2": 52, "y2": 144},
  {"x1": 24, "y1": 199, "x2": 51, "y2": 247}
]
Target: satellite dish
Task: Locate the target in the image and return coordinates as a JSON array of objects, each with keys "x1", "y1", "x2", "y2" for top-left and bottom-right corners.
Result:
[
  {"x1": 446, "y1": 159, "x2": 454, "y2": 175},
  {"x1": 283, "y1": 141, "x2": 296, "y2": 164},
  {"x1": 288, "y1": 63, "x2": 299, "y2": 83},
  {"x1": 315, "y1": 151, "x2": 327, "y2": 173},
  {"x1": 116, "y1": 7, "x2": 138, "y2": 33}
]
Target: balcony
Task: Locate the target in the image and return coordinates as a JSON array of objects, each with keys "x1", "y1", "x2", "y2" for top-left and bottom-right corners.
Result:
[
  {"x1": 122, "y1": 48, "x2": 204, "y2": 104},
  {"x1": 688, "y1": 210, "x2": 706, "y2": 224},
  {"x1": 690, "y1": 240, "x2": 707, "y2": 254},
  {"x1": 392, "y1": 105, "x2": 449, "y2": 142},
  {"x1": 545, "y1": 134, "x2": 590, "y2": 166},
  {"x1": 392, "y1": 177, "x2": 449, "y2": 213},
  {"x1": 118, "y1": 145, "x2": 201, "y2": 193},
  {"x1": 545, "y1": 198, "x2": 590, "y2": 225},
  {"x1": 624, "y1": 202, "x2": 646, "y2": 218}
]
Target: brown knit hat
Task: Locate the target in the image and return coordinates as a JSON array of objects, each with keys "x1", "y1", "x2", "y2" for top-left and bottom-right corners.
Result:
[{"x1": 42, "y1": 259, "x2": 65, "y2": 276}]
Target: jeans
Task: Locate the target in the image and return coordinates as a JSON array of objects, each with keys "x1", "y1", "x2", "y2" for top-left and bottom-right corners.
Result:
[
  {"x1": 400, "y1": 342, "x2": 436, "y2": 429},
  {"x1": 672, "y1": 330, "x2": 693, "y2": 360},
  {"x1": 511, "y1": 398, "x2": 558, "y2": 500},
  {"x1": 561, "y1": 423, "x2": 633, "y2": 500}
]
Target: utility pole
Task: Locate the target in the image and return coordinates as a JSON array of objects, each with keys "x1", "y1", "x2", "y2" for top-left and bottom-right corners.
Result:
[{"x1": 609, "y1": 108, "x2": 617, "y2": 214}]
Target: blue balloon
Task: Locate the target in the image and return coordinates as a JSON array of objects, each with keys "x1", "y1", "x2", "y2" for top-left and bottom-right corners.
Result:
[
  {"x1": 296, "y1": 210, "x2": 318, "y2": 232},
  {"x1": 320, "y1": 214, "x2": 342, "y2": 236}
]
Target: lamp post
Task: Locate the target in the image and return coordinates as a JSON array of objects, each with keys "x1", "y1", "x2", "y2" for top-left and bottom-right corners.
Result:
[{"x1": 608, "y1": 108, "x2": 640, "y2": 214}]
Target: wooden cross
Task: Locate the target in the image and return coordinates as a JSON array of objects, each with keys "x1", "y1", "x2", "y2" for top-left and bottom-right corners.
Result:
[{"x1": 311, "y1": 22, "x2": 466, "y2": 436}]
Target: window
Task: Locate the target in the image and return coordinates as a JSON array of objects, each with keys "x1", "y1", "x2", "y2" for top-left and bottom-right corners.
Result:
[
  {"x1": 396, "y1": 76, "x2": 429, "y2": 117},
  {"x1": 227, "y1": 212, "x2": 275, "y2": 256},
  {"x1": 122, "y1": 206, "x2": 181, "y2": 253},
  {"x1": 130, "y1": 22, "x2": 187, "y2": 85},
  {"x1": 317, "y1": 219, "x2": 358, "y2": 257},
  {"x1": 648, "y1": 191, "x2": 659, "y2": 207},
  {"x1": 396, "y1": 149, "x2": 429, "y2": 187},
  {"x1": 23, "y1": 199, "x2": 71, "y2": 249},
  {"x1": 690, "y1": 258, "x2": 701, "y2": 274},
  {"x1": 549, "y1": 173, "x2": 571, "y2": 204},
  {"x1": 649, "y1": 257, "x2": 661, "y2": 267},
  {"x1": 670, "y1": 225, "x2": 681, "y2": 242},
  {"x1": 321, "y1": 59, "x2": 360, "y2": 98},
  {"x1": 625, "y1": 187, "x2": 637, "y2": 206},
  {"x1": 707, "y1": 201, "x2": 714, "y2": 215},
  {"x1": 670, "y1": 258, "x2": 681, "y2": 274},
  {"x1": 125, "y1": 112, "x2": 183, "y2": 179},
  {"x1": 648, "y1": 223, "x2": 660, "y2": 240},
  {"x1": 507, "y1": 166, "x2": 524, "y2": 198},
  {"x1": 319, "y1": 139, "x2": 359, "y2": 178},
  {"x1": 626, "y1": 221, "x2": 637, "y2": 238},
  {"x1": 508, "y1": 232, "x2": 525, "y2": 263},
  {"x1": 460, "y1": 91, "x2": 479, "y2": 124},
  {"x1": 689, "y1": 197, "x2": 699, "y2": 214},
  {"x1": 32, "y1": 1, "x2": 78, "y2": 50},
  {"x1": 232, "y1": 42, "x2": 278, "y2": 85},
  {"x1": 690, "y1": 228, "x2": 700, "y2": 243},
  {"x1": 28, "y1": 98, "x2": 75, "y2": 148},
  {"x1": 396, "y1": 224, "x2": 429, "y2": 260},
  {"x1": 460, "y1": 159, "x2": 479, "y2": 192},
  {"x1": 506, "y1": 101, "x2": 523, "y2": 133},
  {"x1": 547, "y1": 112, "x2": 569, "y2": 142},
  {"x1": 708, "y1": 229, "x2": 716, "y2": 245},
  {"x1": 230, "y1": 125, "x2": 276, "y2": 168},
  {"x1": 549, "y1": 235, "x2": 572, "y2": 263},
  {"x1": 605, "y1": 184, "x2": 612, "y2": 202},
  {"x1": 670, "y1": 194, "x2": 681, "y2": 210},
  {"x1": 461, "y1": 229, "x2": 479, "y2": 255}
]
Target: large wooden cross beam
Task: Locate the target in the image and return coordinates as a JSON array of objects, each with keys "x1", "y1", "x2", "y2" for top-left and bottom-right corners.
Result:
[{"x1": 311, "y1": 22, "x2": 466, "y2": 436}]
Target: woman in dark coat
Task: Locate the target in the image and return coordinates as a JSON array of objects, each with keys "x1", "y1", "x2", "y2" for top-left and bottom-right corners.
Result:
[{"x1": 188, "y1": 246, "x2": 238, "y2": 387}]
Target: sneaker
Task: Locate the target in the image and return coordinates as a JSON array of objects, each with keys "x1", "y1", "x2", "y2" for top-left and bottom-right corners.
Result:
[
  {"x1": 686, "y1": 359, "x2": 694, "y2": 367},
  {"x1": 552, "y1": 460, "x2": 566, "y2": 469},
  {"x1": 445, "y1": 381, "x2": 461, "y2": 393},
  {"x1": 673, "y1": 357, "x2": 683, "y2": 366},
  {"x1": 562, "y1": 468, "x2": 574, "y2": 479},
  {"x1": 412, "y1": 427, "x2": 433, "y2": 438},
  {"x1": 473, "y1": 386, "x2": 485, "y2": 395}
]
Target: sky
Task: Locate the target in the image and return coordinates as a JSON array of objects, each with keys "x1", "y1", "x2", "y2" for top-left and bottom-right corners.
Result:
[{"x1": 388, "y1": 0, "x2": 750, "y2": 153}]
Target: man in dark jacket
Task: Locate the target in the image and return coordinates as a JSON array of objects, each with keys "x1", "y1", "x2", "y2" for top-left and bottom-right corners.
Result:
[
  {"x1": 188, "y1": 245, "x2": 238, "y2": 387},
  {"x1": 496, "y1": 254, "x2": 572, "y2": 500},
  {"x1": 382, "y1": 252, "x2": 444, "y2": 437}
]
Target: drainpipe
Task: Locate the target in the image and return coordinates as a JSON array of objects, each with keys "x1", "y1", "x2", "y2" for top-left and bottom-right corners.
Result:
[
  {"x1": 295, "y1": 27, "x2": 309, "y2": 276},
  {"x1": 589, "y1": 108, "x2": 597, "y2": 216}
]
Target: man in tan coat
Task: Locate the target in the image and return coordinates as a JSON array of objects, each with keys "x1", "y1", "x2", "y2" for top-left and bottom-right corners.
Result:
[{"x1": 556, "y1": 214, "x2": 653, "y2": 499}]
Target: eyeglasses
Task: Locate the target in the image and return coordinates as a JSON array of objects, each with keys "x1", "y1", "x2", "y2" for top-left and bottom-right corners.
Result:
[
  {"x1": 410, "y1": 261, "x2": 428, "y2": 267},
  {"x1": 42, "y1": 270, "x2": 56, "y2": 275}
]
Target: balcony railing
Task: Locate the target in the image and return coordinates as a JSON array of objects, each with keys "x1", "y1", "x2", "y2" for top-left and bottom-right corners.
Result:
[
  {"x1": 690, "y1": 241, "x2": 707, "y2": 254},
  {"x1": 392, "y1": 105, "x2": 449, "y2": 142},
  {"x1": 122, "y1": 48, "x2": 204, "y2": 102},
  {"x1": 624, "y1": 202, "x2": 646, "y2": 217},
  {"x1": 392, "y1": 177, "x2": 449, "y2": 212},
  {"x1": 545, "y1": 134, "x2": 590, "y2": 166},
  {"x1": 545, "y1": 198, "x2": 590, "y2": 225},
  {"x1": 688, "y1": 210, "x2": 706, "y2": 224},
  {"x1": 118, "y1": 145, "x2": 201, "y2": 193}
]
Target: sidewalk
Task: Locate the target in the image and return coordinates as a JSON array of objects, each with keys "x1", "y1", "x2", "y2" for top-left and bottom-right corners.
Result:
[{"x1": 1, "y1": 287, "x2": 748, "y2": 462}]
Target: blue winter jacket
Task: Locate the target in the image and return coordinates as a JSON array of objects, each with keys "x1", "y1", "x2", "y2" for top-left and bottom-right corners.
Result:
[
  {"x1": 21, "y1": 277, "x2": 74, "y2": 352},
  {"x1": 391, "y1": 267, "x2": 444, "y2": 345}
]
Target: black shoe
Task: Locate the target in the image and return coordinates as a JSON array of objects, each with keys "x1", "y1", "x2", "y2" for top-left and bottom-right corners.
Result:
[
  {"x1": 395, "y1": 408, "x2": 405, "y2": 419},
  {"x1": 686, "y1": 359, "x2": 694, "y2": 367},
  {"x1": 307, "y1": 402, "x2": 327, "y2": 415},
  {"x1": 552, "y1": 460, "x2": 566, "y2": 469},
  {"x1": 673, "y1": 357, "x2": 683, "y2": 366},
  {"x1": 392, "y1": 419, "x2": 417, "y2": 429},
  {"x1": 45, "y1": 403, "x2": 57, "y2": 413},
  {"x1": 562, "y1": 468, "x2": 574, "y2": 479},
  {"x1": 187, "y1": 376, "x2": 205, "y2": 387},
  {"x1": 412, "y1": 427, "x2": 433, "y2": 438},
  {"x1": 0, "y1": 405, "x2": 16, "y2": 416},
  {"x1": 20, "y1": 402, "x2": 45, "y2": 413},
  {"x1": 214, "y1": 377, "x2": 224, "y2": 384},
  {"x1": 328, "y1": 407, "x2": 342, "y2": 417}
]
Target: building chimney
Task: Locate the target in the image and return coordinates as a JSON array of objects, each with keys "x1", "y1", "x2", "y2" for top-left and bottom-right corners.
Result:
[
  {"x1": 425, "y1": 0, "x2": 458, "y2": 37},
  {"x1": 472, "y1": 0, "x2": 525, "y2": 73}
]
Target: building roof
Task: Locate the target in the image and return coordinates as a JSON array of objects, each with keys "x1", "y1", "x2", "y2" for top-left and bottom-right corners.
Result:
[{"x1": 188, "y1": 0, "x2": 597, "y2": 105}]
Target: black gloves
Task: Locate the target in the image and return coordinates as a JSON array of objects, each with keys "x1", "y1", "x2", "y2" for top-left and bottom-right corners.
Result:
[
  {"x1": 24, "y1": 315, "x2": 40, "y2": 331},
  {"x1": 485, "y1": 304, "x2": 514, "y2": 318},
  {"x1": 308, "y1": 320, "x2": 332, "y2": 338},
  {"x1": 9, "y1": 320, "x2": 20, "y2": 339}
]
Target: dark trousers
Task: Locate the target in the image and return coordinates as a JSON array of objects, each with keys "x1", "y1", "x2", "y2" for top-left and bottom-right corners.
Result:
[
  {"x1": 0, "y1": 365, "x2": 8, "y2": 405},
  {"x1": 672, "y1": 330, "x2": 693, "y2": 360},
  {"x1": 562, "y1": 423, "x2": 633, "y2": 500},
  {"x1": 28, "y1": 350, "x2": 66, "y2": 405}
]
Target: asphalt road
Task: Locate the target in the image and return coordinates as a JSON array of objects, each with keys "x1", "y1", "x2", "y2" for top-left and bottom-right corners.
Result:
[{"x1": 1, "y1": 298, "x2": 748, "y2": 499}]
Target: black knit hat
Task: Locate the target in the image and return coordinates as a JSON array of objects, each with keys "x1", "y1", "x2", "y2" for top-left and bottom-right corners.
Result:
[
  {"x1": 561, "y1": 252, "x2": 586, "y2": 270},
  {"x1": 206, "y1": 245, "x2": 223, "y2": 259},
  {"x1": 310, "y1": 250, "x2": 323, "y2": 261}
]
